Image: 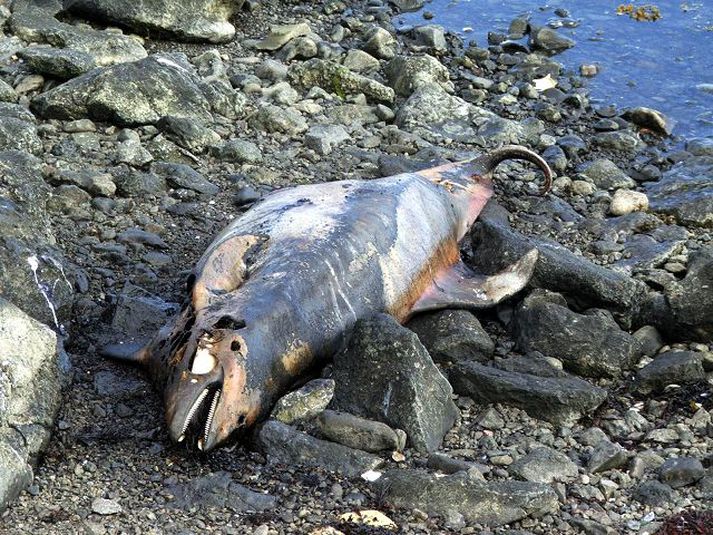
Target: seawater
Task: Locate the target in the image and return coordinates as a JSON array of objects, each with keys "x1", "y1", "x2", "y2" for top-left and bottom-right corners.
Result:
[{"x1": 395, "y1": 0, "x2": 713, "y2": 139}]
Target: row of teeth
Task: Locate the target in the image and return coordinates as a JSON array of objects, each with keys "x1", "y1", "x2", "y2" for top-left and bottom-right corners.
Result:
[
  {"x1": 178, "y1": 389, "x2": 208, "y2": 442},
  {"x1": 198, "y1": 390, "x2": 221, "y2": 451}
]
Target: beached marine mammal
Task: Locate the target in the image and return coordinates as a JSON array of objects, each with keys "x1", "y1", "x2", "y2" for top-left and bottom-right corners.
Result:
[{"x1": 116, "y1": 145, "x2": 552, "y2": 451}]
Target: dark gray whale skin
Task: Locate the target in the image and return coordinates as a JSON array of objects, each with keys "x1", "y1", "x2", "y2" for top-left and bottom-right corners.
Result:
[{"x1": 123, "y1": 145, "x2": 552, "y2": 451}]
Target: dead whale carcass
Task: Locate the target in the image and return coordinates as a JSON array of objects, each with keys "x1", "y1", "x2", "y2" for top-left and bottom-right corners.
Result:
[{"x1": 118, "y1": 145, "x2": 552, "y2": 451}]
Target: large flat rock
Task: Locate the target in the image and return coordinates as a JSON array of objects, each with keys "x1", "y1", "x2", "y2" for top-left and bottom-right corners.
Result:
[
  {"x1": 0, "y1": 297, "x2": 69, "y2": 513},
  {"x1": 64, "y1": 0, "x2": 240, "y2": 44}
]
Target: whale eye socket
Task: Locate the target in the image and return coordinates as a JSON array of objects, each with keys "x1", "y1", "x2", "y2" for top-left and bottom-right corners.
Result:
[
  {"x1": 191, "y1": 347, "x2": 217, "y2": 375},
  {"x1": 213, "y1": 316, "x2": 246, "y2": 330},
  {"x1": 231, "y1": 340, "x2": 241, "y2": 352}
]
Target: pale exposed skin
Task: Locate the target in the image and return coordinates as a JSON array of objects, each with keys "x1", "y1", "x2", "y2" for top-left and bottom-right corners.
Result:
[{"x1": 123, "y1": 145, "x2": 552, "y2": 451}]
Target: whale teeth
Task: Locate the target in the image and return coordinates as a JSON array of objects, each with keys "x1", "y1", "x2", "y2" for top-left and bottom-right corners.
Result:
[
  {"x1": 180, "y1": 388, "x2": 208, "y2": 436},
  {"x1": 201, "y1": 390, "x2": 221, "y2": 449}
]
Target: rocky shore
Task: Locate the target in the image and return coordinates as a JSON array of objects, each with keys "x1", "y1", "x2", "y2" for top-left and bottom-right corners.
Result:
[{"x1": 0, "y1": 0, "x2": 712, "y2": 533}]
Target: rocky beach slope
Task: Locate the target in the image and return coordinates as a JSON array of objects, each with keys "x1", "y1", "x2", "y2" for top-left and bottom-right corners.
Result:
[{"x1": 0, "y1": 0, "x2": 712, "y2": 533}]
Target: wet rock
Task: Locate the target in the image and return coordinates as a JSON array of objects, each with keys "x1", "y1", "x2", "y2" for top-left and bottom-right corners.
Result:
[
  {"x1": 509, "y1": 447, "x2": 578, "y2": 483},
  {"x1": 376, "y1": 469, "x2": 558, "y2": 527},
  {"x1": 687, "y1": 137, "x2": 713, "y2": 156},
  {"x1": 412, "y1": 25, "x2": 447, "y2": 52},
  {"x1": 0, "y1": 297, "x2": 68, "y2": 513},
  {"x1": 212, "y1": 139, "x2": 263, "y2": 163},
  {"x1": 157, "y1": 116, "x2": 221, "y2": 153},
  {"x1": 592, "y1": 131, "x2": 640, "y2": 152},
  {"x1": 622, "y1": 106, "x2": 672, "y2": 136},
  {"x1": 632, "y1": 480, "x2": 677, "y2": 507},
  {"x1": 258, "y1": 420, "x2": 383, "y2": 477},
  {"x1": 659, "y1": 457, "x2": 705, "y2": 488},
  {"x1": 632, "y1": 325, "x2": 664, "y2": 357},
  {"x1": 67, "y1": 0, "x2": 238, "y2": 43},
  {"x1": 151, "y1": 162, "x2": 219, "y2": 194},
  {"x1": 0, "y1": 116, "x2": 42, "y2": 155},
  {"x1": 166, "y1": 471, "x2": 276, "y2": 511},
  {"x1": 332, "y1": 314, "x2": 458, "y2": 453},
  {"x1": 470, "y1": 217, "x2": 648, "y2": 327},
  {"x1": 9, "y1": 2, "x2": 146, "y2": 66},
  {"x1": 32, "y1": 54, "x2": 215, "y2": 126},
  {"x1": 363, "y1": 27, "x2": 397, "y2": 60},
  {"x1": 272, "y1": 379, "x2": 335, "y2": 424},
  {"x1": 17, "y1": 46, "x2": 97, "y2": 79},
  {"x1": 529, "y1": 26, "x2": 575, "y2": 53},
  {"x1": 290, "y1": 59, "x2": 395, "y2": 103},
  {"x1": 635, "y1": 351, "x2": 705, "y2": 394},
  {"x1": 662, "y1": 247, "x2": 713, "y2": 340},
  {"x1": 514, "y1": 291, "x2": 642, "y2": 378},
  {"x1": 342, "y1": 49, "x2": 380, "y2": 73},
  {"x1": 256, "y1": 23, "x2": 311, "y2": 51},
  {"x1": 588, "y1": 439, "x2": 629, "y2": 473},
  {"x1": 255, "y1": 59, "x2": 288, "y2": 82},
  {"x1": 396, "y1": 82, "x2": 489, "y2": 142},
  {"x1": 318, "y1": 410, "x2": 405, "y2": 452},
  {"x1": 115, "y1": 139, "x2": 153, "y2": 167},
  {"x1": 304, "y1": 124, "x2": 350, "y2": 155},
  {"x1": 646, "y1": 154, "x2": 713, "y2": 228},
  {"x1": 113, "y1": 167, "x2": 167, "y2": 196},
  {"x1": 0, "y1": 151, "x2": 74, "y2": 326},
  {"x1": 542, "y1": 144, "x2": 567, "y2": 173},
  {"x1": 406, "y1": 309, "x2": 494, "y2": 364},
  {"x1": 385, "y1": 54, "x2": 452, "y2": 97},
  {"x1": 449, "y1": 360, "x2": 607, "y2": 426},
  {"x1": 609, "y1": 189, "x2": 649, "y2": 216},
  {"x1": 249, "y1": 105, "x2": 308, "y2": 135},
  {"x1": 388, "y1": 0, "x2": 425, "y2": 12},
  {"x1": 578, "y1": 158, "x2": 636, "y2": 190}
]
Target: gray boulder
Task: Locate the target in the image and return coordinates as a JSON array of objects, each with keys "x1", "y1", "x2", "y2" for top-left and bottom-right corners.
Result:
[
  {"x1": 587, "y1": 439, "x2": 629, "y2": 473},
  {"x1": 0, "y1": 151, "x2": 74, "y2": 327},
  {"x1": 10, "y1": 1, "x2": 146, "y2": 66},
  {"x1": 65, "y1": 0, "x2": 240, "y2": 43},
  {"x1": 509, "y1": 447, "x2": 578, "y2": 483},
  {"x1": 646, "y1": 154, "x2": 713, "y2": 228},
  {"x1": 577, "y1": 158, "x2": 636, "y2": 190},
  {"x1": 396, "y1": 83, "x2": 492, "y2": 142},
  {"x1": 0, "y1": 297, "x2": 70, "y2": 513},
  {"x1": 635, "y1": 351, "x2": 705, "y2": 394},
  {"x1": 470, "y1": 216, "x2": 649, "y2": 327},
  {"x1": 376, "y1": 469, "x2": 558, "y2": 527},
  {"x1": 17, "y1": 45, "x2": 96, "y2": 79},
  {"x1": 529, "y1": 26, "x2": 575, "y2": 54},
  {"x1": 304, "y1": 124, "x2": 350, "y2": 155},
  {"x1": 318, "y1": 410, "x2": 405, "y2": 452},
  {"x1": 290, "y1": 59, "x2": 395, "y2": 103},
  {"x1": 331, "y1": 314, "x2": 459, "y2": 453},
  {"x1": 0, "y1": 115, "x2": 42, "y2": 155},
  {"x1": 449, "y1": 360, "x2": 607, "y2": 426},
  {"x1": 385, "y1": 55, "x2": 453, "y2": 97},
  {"x1": 662, "y1": 247, "x2": 713, "y2": 340},
  {"x1": 659, "y1": 457, "x2": 705, "y2": 488},
  {"x1": 406, "y1": 309, "x2": 494, "y2": 364},
  {"x1": 514, "y1": 290, "x2": 642, "y2": 378},
  {"x1": 249, "y1": 105, "x2": 308, "y2": 135},
  {"x1": 258, "y1": 420, "x2": 383, "y2": 477},
  {"x1": 32, "y1": 54, "x2": 224, "y2": 126},
  {"x1": 271, "y1": 379, "x2": 335, "y2": 424}
]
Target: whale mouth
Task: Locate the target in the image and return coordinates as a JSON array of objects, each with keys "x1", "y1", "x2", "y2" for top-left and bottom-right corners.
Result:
[{"x1": 177, "y1": 386, "x2": 222, "y2": 451}]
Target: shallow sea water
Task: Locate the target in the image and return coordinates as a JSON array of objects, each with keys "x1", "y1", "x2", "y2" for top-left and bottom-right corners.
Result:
[{"x1": 395, "y1": 0, "x2": 713, "y2": 139}]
